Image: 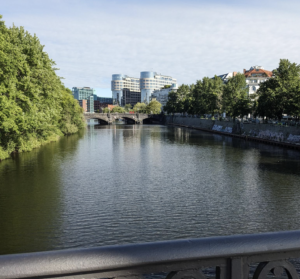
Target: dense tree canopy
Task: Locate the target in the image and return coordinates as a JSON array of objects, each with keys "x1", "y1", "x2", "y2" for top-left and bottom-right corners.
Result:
[
  {"x1": 133, "y1": 102, "x2": 147, "y2": 113},
  {"x1": 164, "y1": 61, "x2": 300, "y2": 121},
  {"x1": 132, "y1": 101, "x2": 162, "y2": 114},
  {"x1": 165, "y1": 78, "x2": 229, "y2": 117},
  {"x1": 0, "y1": 16, "x2": 84, "y2": 160},
  {"x1": 256, "y1": 59, "x2": 300, "y2": 120},
  {"x1": 111, "y1": 106, "x2": 125, "y2": 113}
]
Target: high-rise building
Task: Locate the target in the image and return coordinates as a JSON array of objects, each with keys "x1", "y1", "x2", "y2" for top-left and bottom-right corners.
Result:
[
  {"x1": 111, "y1": 72, "x2": 177, "y2": 105},
  {"x1": 140, "y1": 72, "x2": 177, "y2": 104},
  {"x1": 111, "y1": 75, "x2": 140, "y2": 106},
  {"x1": 72, "y1": 87, "x2": 95, "y2": 113}
]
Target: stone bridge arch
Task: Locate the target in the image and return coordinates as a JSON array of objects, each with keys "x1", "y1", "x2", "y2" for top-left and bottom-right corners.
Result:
[{"x1": 83, "y1": 113, "x2": 162, "y2": 125}]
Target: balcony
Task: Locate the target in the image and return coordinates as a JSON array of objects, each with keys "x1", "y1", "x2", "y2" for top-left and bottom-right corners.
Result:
[{"x1": 1, "y1": 230, "x2": 300, "y2": 279}]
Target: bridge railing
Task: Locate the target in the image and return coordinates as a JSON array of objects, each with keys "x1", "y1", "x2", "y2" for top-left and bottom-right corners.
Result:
[{"x1": 1, "y1": 230, "x2": 300, "y2": 279}]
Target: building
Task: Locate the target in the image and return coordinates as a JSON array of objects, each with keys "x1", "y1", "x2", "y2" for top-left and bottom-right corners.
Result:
[
  {"x1": 243, "y1": 66, "x2": 273, "y2": 96},
  {"x1": 72, "y1": 87, "x2": 95, "y2": 113},
  {"x1": 111, "y1": 75, "x2": 140, "y2": 106},
  {"x1": 78, "y1": 100, "x2": 87, "y2": 112},
  {"x1": 87, "y1": 96, "x2": 94, "y2": 113},
  {"x1": 111, "y1": 72, "x2": 177, "y2": 105},
  {"x1": 216, "y1": 72, "x2": 237, "y2": 83},
  {"x1": 151, "y1": 84, "x2": 178, "y2": 108},
  {"x1": 97, "y1": 97, "x2": 113, "y2": 104},
  {"x1": 140, "y1": 72, "x2": 177, "y2": 104},
  {"x1": 94, "y1": 97, "x2": 113, "y2": 112},
  {"x1": 121, "y1": 89, "x2": 141, "y2": 106}
]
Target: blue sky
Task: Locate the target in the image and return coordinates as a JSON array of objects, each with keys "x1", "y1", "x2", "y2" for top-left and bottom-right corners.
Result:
[{"x1": 2, "y1": 0, "x2": 300, "y2": 97}]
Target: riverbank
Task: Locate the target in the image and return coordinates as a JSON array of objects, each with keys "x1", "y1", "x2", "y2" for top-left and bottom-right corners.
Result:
[{"x1": 165, "y1": 115, "x2": 300, "y2": 150}]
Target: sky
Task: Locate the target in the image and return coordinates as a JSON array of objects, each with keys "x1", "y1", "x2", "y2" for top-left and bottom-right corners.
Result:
[{"x1": 2, "y1": 0, "x2": 300, "y2": 97}]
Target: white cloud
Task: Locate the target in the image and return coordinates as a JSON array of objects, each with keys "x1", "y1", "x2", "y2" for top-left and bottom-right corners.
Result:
[{"x1": 2, "y1": 0, "x2": 300, "y2": 94}]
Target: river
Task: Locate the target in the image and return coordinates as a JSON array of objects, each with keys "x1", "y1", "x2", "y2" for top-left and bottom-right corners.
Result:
[{"x1": 0, "y1": 123, "x2": 300, "y2": 255}]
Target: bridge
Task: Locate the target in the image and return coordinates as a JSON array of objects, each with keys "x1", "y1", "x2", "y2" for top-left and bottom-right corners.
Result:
[
  {"x1": 84, "y1": 113, "x2": 162, "y2": 124},
  {"x1": 1, "y1": 230, "x2": 300, "y2": 279}
]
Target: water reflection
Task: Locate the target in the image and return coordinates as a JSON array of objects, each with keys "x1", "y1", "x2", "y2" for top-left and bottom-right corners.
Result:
[
  {"x1": 0, "y1": 130, "x2": 84, "y2": 254},
  {"x1": 0, "y1": 125, "x2": 300, "y2": 255}
]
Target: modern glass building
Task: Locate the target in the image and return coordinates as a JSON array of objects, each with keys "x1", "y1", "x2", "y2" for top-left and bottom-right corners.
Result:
[
  {"x1": 111, "y1": 72, "x2": 177, "y2": 105},
  {"x1": 111, "y1": 75, "x2": 140, "y2": 105},
  {"x1": 72, "y1": 87, "x2": 95, "y2": 113},
  {"x1": 140, "y1": 72, "x2": 177, "y2": 103}
]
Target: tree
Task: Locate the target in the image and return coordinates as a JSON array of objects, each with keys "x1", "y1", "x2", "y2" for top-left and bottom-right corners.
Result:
[
  {"x1": 124, "y1": 104, "x2": 132, "y2": 112},
  {"x1": 133, "y1": 102, "x2": 147, "y2": 113},
  {"x1": 102, "y1": 107, "x2": 110, "y2": 113},
  {"x1": 111, "y1": 106, "x2": 124, "y2": 113},
  {"x1": 164, "y1": 91, "x2": 179, "y2": 114},
  {"x1": 257, "y1": 59, "x2": 300, "y2": 120},
  {"x1": 222, "y1": 73, "x2": 249, "y2": 119},
  {"x1": 164, "y1": 84, "x2": 191, "y2": 114},
  {"x1": 0, "y1": 16, "x2": 84, "y2": 160},
  {"x1": 145, "y1": 100, "x2": 162, "y2": 114}
]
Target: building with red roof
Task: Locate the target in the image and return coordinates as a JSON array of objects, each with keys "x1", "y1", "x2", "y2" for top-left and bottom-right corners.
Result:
[{"x1": 243, "y1": 66, "x2": 273, "y2": 96}]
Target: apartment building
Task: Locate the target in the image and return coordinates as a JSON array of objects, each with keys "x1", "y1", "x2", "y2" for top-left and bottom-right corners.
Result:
[{"x1": 244, "y1": 66, "x2": 273, "y2": 96}]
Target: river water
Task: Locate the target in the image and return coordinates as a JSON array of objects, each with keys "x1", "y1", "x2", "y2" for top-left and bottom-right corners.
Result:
[{"x1": 0, "y1": 123, "x2": 300, "y2": 255}]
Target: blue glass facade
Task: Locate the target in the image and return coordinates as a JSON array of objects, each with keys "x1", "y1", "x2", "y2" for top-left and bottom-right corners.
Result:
[
  {"x1": 140, "y1": 71, "x2": 155, "y2": 79},
  {"x1": 72, "y1": 87, "x2": 95, "y2": 113}
]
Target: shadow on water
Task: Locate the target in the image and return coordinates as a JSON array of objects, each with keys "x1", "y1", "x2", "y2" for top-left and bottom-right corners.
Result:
[
  {"x1": 166, "y1": 126, "x2": 300, "y2": 176},
  {"x1": 0, "y1": 130, "x2": 85, "y2": 255}
]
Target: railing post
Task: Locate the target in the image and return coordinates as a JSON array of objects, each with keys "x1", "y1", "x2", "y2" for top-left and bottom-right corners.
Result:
[{"x1": 230, "y1": 257, "x2": 249, "y2": 279}]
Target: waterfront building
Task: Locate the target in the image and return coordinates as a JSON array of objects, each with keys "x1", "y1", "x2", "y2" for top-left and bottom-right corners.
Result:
[
  {"x1": 94, "y1": 97, "x2": 113, "y2": 112},
  {"x1": 87, "y1": 96, "x2": 94, "y2": 113},
  {"x1": 140, "y1": 72, "x2": 177, "y2": 104},
  {"x1": 78, "y1": 100, "x2": 87, "y2": 112},
  {"x1": 151, "y1": 84, "x2": 178, "y2": 108},
  {"x1": 111, "y1": 75, "x2": 140, "y2": 106},
  {"x1": 111, "y1": 72, "x2": 177, "y2": 105},
  {"x1": 121, "y1": 89, "x2": 141, "y2": 106},
  {"x1": 72, "y1": 87, "x2": 95, "y2": 113},
  {"x1": 243, "y1": 66, "x2": 273, "y2": 96}
]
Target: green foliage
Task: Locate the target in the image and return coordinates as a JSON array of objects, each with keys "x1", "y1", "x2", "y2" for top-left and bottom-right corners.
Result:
[
  {"x1": 111, "y1": 106, "x2": 125, "y2": 113},
  {"x1": 164, "y1": 84, "x2": 191, "y2": 114},
  {"x1": 164, "y1": 74, "x2": 253, "y2": 119},
  {"x1": 102, "y1": 107, "x2": 110, "y2": 113},
  {"x1": 145, "y1": 100, "x2": 162, "y2": 114},
  {"x1": 222, "y1": 73, "x2": 249, "y2": 118},
  {"x1": 0, "y1": 16, "x2": 84, "y2": 160},
  {"x1": 256, "y1": 59, "x2": 300, "y2": 120},
  {"x1": 190, "y1": 77, "x2": 223, "y2": 115},
  {"x1": 133, "y1": 102, "x2": 147, "y2": 113},
  {"x1": 162, "y1": 85, "x2": 171, "y2": 89},
  {"x1": 124, "y1": 104, "x2": 132, "y2": 112}
]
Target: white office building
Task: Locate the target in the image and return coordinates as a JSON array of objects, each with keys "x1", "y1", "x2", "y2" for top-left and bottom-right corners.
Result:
[
  {"x1": 111, "y1": 71, "x2": 177, "y2": 105},
  {"x1": 151, "y1": 83, "x2": 178, "y2": 108},
  {"x1": 140, "y1": 72, "x2": 177, "y2": 104}
]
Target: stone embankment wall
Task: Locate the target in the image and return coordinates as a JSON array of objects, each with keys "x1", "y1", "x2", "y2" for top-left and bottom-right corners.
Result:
[{"x1": 165, "y1": 115, "x2": 300, "y2": 145}]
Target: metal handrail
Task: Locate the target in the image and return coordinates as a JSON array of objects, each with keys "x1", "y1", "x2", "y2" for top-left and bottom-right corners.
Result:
[{"x1": 1, "y1": 230, "x2": 300, "y2": 279}]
